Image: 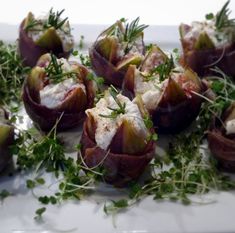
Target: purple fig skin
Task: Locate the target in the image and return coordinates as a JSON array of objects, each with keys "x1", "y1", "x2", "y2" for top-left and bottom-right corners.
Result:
[
  {"x1": 79, "y1": 118, "x2": 156, "y2": 187},
  {"x1": 208, "y1": 129, "x2": 235, "y2": 172},
  {"x1": 89, "y1": 45, "x2": 125, "y2": 88},
  {"x1": 0, "y1": 108, "x2": 14, "y2": 173},
  {"x1": 22, "y1": 63, "x2": 96, "y2": 132},
  {"x1": 152, "y1": 94, "x2": 202, "y2": 133},
  {"x1": 207, "y1": 105, "x2": 235, "y2": 172},
  {"x1": 18, "y1": 19, "x2": 71, "y2": 67}
]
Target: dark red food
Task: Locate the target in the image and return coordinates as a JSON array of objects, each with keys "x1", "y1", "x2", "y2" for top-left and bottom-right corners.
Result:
[
  {"x1": 79, "y1": 118, "x2": 156, "y2": 187},
  {"x1": 208, "y1": 104, "x2": 235, "y2": 172},
  {"x1": 180, "y1": 24, "x2": 235, "y2": 77},
  {"x1": 22, "y1": 57, "x2": 96, "y2": 132},
  {"x1": 18, "y1": 19, "x2": 71, "y2": 67}
]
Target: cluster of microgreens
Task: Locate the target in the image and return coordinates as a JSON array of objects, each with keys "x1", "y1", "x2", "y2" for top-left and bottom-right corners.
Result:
[
  {"x1": 104, "y1": 67, "x2": 235, "y2": 214},
  {"x1": 25, "y1": 8, "x2": 68, "y2": 32},
  {"x1": 0, "y1": 41, "x2": 30, "y2": 109}
]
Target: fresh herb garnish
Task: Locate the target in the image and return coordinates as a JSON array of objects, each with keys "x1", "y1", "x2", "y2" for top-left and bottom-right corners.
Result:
[
  {"x1": 206, "y1": 0, "x2": 235, "y2": 30},
  {"x1": 215, "y1": 0, "x2": 235, "y2": 30},
  {"x1": 106, "y1": 17, "x2": 148, "y2": 54},
  {"x1": 99, "y1": 85, "x2": 126, "y2": 119},
  {"x1": 44, "y1": 54, "x2": 76, "y2": 83},
  {"x1": 34, "y1": 207, "x2": 46, "y2": 220},
  {"x1": 0, "y1": 41, "x2": 30, "y2": 108},
  {"x1": 123, "y1": 17, "x2": 148, "y2": 53},
  {"x1": 103, "y1": 68, "x2": 235, "y2": 215},
  {"x1": 87, "y1": 73, "x2": 105, "y2": 103},
  {"x1": 24, "y1": 18, "x2": 40, "y2": 32},
  {"x1": 44, "y1": 8, "x2": 68, "y2": 30},
  {"x1": 147, "y1": 55, "x2": 175, "y2": 82}
]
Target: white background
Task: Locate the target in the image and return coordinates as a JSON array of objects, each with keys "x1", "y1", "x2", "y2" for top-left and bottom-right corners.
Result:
[{"x1": 0, "y1": 0, "x2": 234, "y2": 25}]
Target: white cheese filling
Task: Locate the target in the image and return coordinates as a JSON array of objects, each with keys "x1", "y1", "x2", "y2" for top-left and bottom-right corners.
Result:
[
  {"x1": 40, "y1": 78, "x2": 85, "y2": 109},
  {"x1": 85, "y1": 93, "x2": 148, "y2": 150},
  {"x1": 133, "y1": 69, "x2": 164, "y2": 111},
  {"x1": 225, "y1": 119, "x2": 235, "y2": 135},
  {"x1": 39, "y1": 58, "x2": 86, "y2": 109},
  {"x1": 184, "y1": 20, "x2": 230, "y2": 47}
]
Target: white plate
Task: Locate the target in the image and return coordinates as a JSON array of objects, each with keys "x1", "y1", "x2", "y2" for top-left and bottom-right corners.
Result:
[{"x1": 1, "y1": 24, "x2": 235, "y2": 233}]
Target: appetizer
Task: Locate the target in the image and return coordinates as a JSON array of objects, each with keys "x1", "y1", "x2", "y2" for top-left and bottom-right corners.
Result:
[
  {"x1": 123, "y1": 45, "x2": 204, "y2": 133},
  {"x1": 0, "y1": 107, "x2": 14, "y2": 172},
  {"x1": 79, "y1": 87, "x2": 156, "y2": 186},
  {"x1": 208, "y1": 102, "x2": 235, "y2": 172},
  {"x1": 19, "y1": 9, "x2": 74, "y2": 67},
  {"x1": 89, "y1": 17, "x2": 147, "y2": 87},
  {"x1": 22, "y1": 53, "x2": 96, "y2": 131},
  {"x1": 179, "y1": 0, "x2": 235, "y2": 77}
]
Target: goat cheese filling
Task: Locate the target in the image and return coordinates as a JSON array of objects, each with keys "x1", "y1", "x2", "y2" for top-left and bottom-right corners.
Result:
[
  {"x1": 39, "y1": 58, "x2": 86, "y2": 109},
  {"x1": 184, "y1": 20, "x2": 232, "y2": 47},
  {"x1": 225, "y1": 119, "x2": 235, "y2": 135},
  {"x1": 86, "y1": 93, "x2": 148, "y2": 150},
  {"x1": 133, "y1": 69, "x2": 165, "y2": 111}
]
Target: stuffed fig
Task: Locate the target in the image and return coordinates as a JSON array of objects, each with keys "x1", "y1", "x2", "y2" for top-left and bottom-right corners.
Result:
[
  {"x1": 79, "y1": 88, "x2": 156, "y2": 186},
  {"x1": 19, "y1": 9, "x2": 74, "y2": 67},
  {"x1": 89, "y1": 17, "x2": 147, "y2": 87},
  {"x1": 179, "y1": 0, "x2": 235, "y2": 77},
  {"x1": 123, "y1": 45, "x2": 204, "y2": 133},
  {"x1": 22, "y1": 53, "x2": 96, "y2": 131}
]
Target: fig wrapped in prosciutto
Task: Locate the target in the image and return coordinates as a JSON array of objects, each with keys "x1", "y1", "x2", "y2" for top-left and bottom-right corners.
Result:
[
  {"x1": 208, "y1": 103, "x2": 235, "y2": 172},
  {"x1": 179, "y1": 1, "x2": 235, "y2": 77},
  {"x1": 19, "y1": 9, "x2": 74, "y2": 67},
  {"x1": 123, "y1": 45, "x2": 204, "y2": 133},
  {"x1": 0, "y1": 107, "x2": 14, "y2": 172},
  {"x1": 22, "y1": 53, "x2": 96, "y2": 131},
  {"x1": 89, "y1": 17, "x2": 147, "y2": 88},
  {"x1": 79, "y1": 88, "x2": 156, "y2": 186}
]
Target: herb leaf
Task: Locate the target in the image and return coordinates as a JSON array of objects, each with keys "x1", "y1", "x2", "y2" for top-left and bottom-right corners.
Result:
[{"x1": 215, "y1": 0, "x2": 235, "y2": 30}]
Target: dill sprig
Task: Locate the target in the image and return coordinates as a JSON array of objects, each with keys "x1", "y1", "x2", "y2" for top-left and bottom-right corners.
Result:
[
  {"x1": 0, "y1": 41, "x2": 30, "y2": 108},
  {"x1": 99, "y1": 85, "x2": 126, "y2": 119},
  {"x1": 44, "y1": 54, "x2": 76, "y2": 83}
]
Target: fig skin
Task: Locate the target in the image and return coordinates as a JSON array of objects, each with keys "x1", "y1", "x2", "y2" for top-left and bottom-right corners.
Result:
[
  {"x1": 207, "y1": 104, "x2": 235, "y2": 172},
  {"x1": 89, "y1": 45, "x2": 126, "y2": 87},
  {"x1": 18, "y1": 19, "x2": 71, "y2": 67},
  {"x1": 180, "y1": 24, "x2": 235, "y2": 77},
  {"x1": 89, "y1": 20, "x2": 145, "y2": 88},
  {"x1": 79, "y1": 118, "x2": 156, "y2": 187},
  {"x1": 0, "y1": 107, "x2": 14, "y2": 173},
  {"x1": 151, "y1": 76, "x2": 203, "y2": 133},
  {"x1": 123, "y1": 65, "x2": 205, "y2": 133},
  {"x1": 22, "y1": 58, "x2": 96, "y2": 132}
]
